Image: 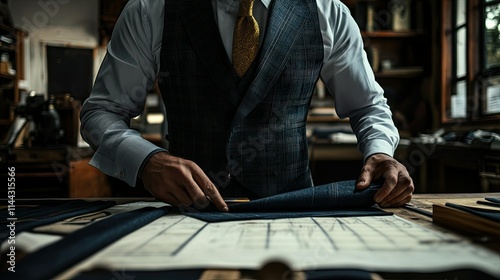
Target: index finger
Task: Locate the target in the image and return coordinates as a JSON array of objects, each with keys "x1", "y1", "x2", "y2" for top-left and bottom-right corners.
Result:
[
  {"x1": 191, "y1": 168, "x2": 228, "y2": 212},
  {"x1": 203, "y1": 181, "x2": 228, "y2": 212}
]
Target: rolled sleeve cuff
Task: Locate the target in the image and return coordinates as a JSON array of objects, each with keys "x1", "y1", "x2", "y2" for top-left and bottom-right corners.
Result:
[
  {"x1": 362, "y1": 140, "x2": 397, "y2": 162},
  {"x1": 89, "y1": 136, "x2": 167, "y2": 187}
]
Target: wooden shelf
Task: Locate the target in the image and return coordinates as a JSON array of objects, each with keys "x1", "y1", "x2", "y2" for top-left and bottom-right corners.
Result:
[
  {"x1": 375, "y1": 68, "x2": 425, "y2": 78},
  {"x1": 0, "y1": 45, "x2": 15, "y2": 52},
  {"x1": 307, "y1": 115, "x2": 349, "y2": 123},
  {"x1": 0, "y1": 24, "x2": 24, "y2": 141},
  {"x1": 0, "y1": 73, "x2": 16, "y2": 80},
  {"x1": 362, "y1": 31, "x2": 424, "y2": 38},
  {"x1": 0, "y1": 23, "x2": 17, "y2": 34}
]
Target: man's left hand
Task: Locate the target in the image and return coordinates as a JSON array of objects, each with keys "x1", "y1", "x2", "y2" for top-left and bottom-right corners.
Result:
[{"x1": 356, "y1": 153, "x2": 414, "y2": 208}]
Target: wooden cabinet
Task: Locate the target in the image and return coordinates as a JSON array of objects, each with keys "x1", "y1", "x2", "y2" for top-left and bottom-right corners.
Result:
[
  {"x1": 341, "y1": 0, "x2": 436, "y2": 137},
  {"x1": 0, "y1": 24, "x2": 25, "y2": 140}
]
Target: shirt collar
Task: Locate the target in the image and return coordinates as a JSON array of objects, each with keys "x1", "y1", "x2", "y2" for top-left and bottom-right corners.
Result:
[
  {"x1": 260, "y1": 0, "x2": 271, "y2": 8},
  {"x1": 222, "y1": 0, "x2": 271, "y2": 12}
]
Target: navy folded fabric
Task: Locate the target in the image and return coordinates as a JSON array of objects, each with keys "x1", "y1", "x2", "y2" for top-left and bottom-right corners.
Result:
[
  {"x1": 182, "y1": 208, "x2": 390, "y2": 223},
  {"x1": 230, "y1": 180, "x2": 380, "y2": 212},
  {"x1": 0, "y1": 200, "x2": 116, "y2": 223},
  {"x1": 486, "y1": 197, "x2": 500, "y2": 204},
  {"x1": 0, "y1": 200, "x2": 116, "y2": 242},
  {"x1": 180, "y1": 180, "x2": 390, "y2": 222},
  {"x1": 476, "y1": 200, "x2": 500, "y2": 208},
  {"x1": 0, "y1": 200, "x2": 91, "y2": 221},
  {"x1": 445, "y1": 203, "x2": 500, "y2": 223},
  {"x1": 1, "y1": 206, "x2": 170, "y2": 280},
  {"x1": 476, "y1": 197, "x2": 500, "y2": 208},
  {"x1": 72, "y1": 269, "x2": 204, "y2": 280}
]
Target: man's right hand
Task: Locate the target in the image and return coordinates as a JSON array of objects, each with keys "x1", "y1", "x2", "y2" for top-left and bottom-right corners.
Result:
[{"x1": 141, "y1": 152, "x2": 228, "y2": 212}]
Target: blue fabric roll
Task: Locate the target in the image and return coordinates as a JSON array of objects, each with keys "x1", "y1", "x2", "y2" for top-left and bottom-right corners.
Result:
[
  {"x1": 230, "y1": 180, "x2": 380, "y2": 211},
  {"x1": 180, "y1": 180, "x2": 391, "y2": 222}
]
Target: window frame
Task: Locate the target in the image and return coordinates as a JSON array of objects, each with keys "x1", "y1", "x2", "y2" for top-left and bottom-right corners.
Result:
[{"x1": 441, "y1": 0, "x2": 500, "y2": 124}]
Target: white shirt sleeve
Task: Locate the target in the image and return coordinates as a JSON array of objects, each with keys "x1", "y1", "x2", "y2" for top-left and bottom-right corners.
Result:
[
  {"x1": 80, "y1": 0, "x2": 165, "y2": 187},
  {"x1": 317, "y1": 0, "x2": 400, "y2": 160}
]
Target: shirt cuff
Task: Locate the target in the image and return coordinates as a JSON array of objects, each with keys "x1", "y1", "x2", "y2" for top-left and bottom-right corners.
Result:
[
  {"x1": 89, "y1": 136, "x2": 167, "y2": 187},
  {"x1": 137, "y1": 148, "x2": 168, "y2": 180},
  {"x1": 362, "y1": 140, "x2": 397, "y2": 162}
]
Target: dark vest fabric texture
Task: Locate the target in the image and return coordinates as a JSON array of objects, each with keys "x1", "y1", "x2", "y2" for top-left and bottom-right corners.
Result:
[{"x1": 158, "y1": 0, "x2": 324, "y2": 198}]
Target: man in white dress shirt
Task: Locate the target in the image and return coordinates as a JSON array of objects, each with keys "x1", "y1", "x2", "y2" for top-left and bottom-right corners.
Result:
[{"x1": 80, "y1": 0, "x2": 414, "y2": 211}]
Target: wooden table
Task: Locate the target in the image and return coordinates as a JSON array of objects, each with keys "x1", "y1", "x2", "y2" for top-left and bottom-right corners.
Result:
[
  {"x1": 393, "y1": 193, "x2": 500, "y2": 252},
  {"x1": 3, "y1": 193, "x2": 500, "y2": 280}
]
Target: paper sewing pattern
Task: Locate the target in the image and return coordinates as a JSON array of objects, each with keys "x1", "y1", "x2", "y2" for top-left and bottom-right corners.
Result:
[{"x1": 69, "y1": 214, "x2": 500, "y2": 278}]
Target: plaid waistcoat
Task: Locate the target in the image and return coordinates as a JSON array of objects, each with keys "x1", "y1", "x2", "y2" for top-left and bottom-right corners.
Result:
[{"x1": 159, "y1": 0, "x2": 324, "y2": 198}]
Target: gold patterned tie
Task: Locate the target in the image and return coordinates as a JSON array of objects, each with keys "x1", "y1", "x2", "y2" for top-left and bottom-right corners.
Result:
[{"x1": 232, "y1": 0, "x2": 260, "y2": 77}]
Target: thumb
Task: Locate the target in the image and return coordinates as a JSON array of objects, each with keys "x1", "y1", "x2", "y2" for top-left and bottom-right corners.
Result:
[{"x1": 356, "y1": 168, "x2": 372, "y2": 190}]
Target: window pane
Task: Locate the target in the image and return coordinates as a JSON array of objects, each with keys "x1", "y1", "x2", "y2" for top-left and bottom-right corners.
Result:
[
  {"x1": 456, "y1": 0, "x2": 467, "y2": 26},
  {"x1": 451, "y1": 81, "x2": 467, "y2": 118},
  {"x1": 456, "y1": 27, "x2": 467, "y2": 77},
  {"x1": 485, "y1": 4, "x2": 500, "y2": 68},
  {"x1": 483, "y1": 75, "x2": 500, "y2": 115}
]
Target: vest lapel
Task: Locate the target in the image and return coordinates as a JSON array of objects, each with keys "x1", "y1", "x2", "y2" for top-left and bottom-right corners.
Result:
[
  {"x1": 181, "y1": 0, "x2": 238, "y2": 92},
  {"x1": 233, "y1": 0, "x2": 314, "y2": 121}
]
